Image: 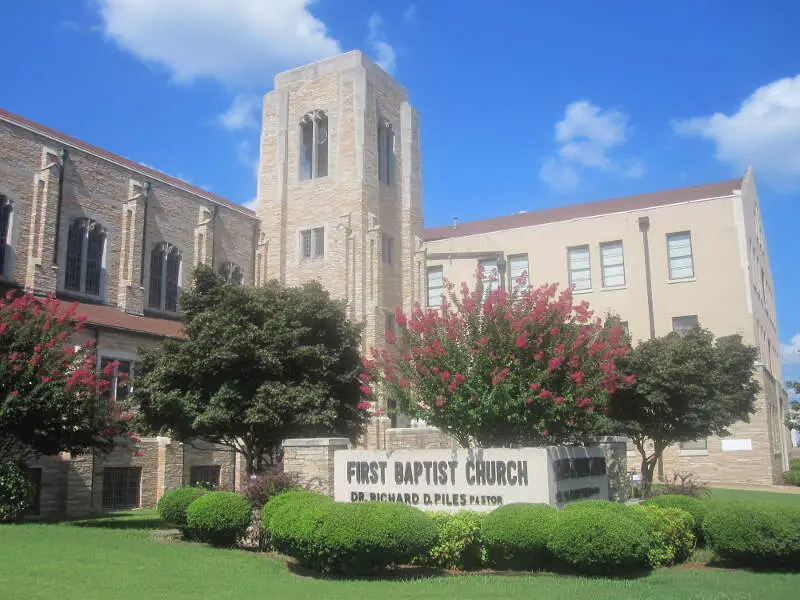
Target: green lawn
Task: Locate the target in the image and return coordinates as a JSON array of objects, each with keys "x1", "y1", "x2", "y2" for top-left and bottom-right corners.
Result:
[
  {"x1": 1, "y1": 509, "x2": 799, "y2": 600},
  {"x1": 709, "y1": 487, "x2": 800, "y2": 505}
]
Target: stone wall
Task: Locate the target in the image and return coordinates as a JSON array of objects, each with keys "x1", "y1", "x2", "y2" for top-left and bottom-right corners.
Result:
[
  {"x1": 385, "y1": 427, "x2": 459, "y2": 450},
  {"x1": 586, "y1": 436, "x2": 628, "y2": 502},
  {"x1": 283, "y1": 438, "x2": 350, "y2": 496}
]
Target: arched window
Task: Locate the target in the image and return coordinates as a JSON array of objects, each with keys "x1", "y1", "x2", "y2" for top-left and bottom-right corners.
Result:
[
  {"x1": 148, "y1": 243, "x2": 181, "y2": 312},
  {"x1": 299, "y1": 110, "x2": 328, "y2": 180},
  {"x1": 65, "y1": 218, "x2": 105, "y2": 296},
  {"x1": 219, "y1": 261, "x2": 243, "y2": 285},
  {"x1": 0, "y1": 195, "x2": 12, "y2": 278},
  {"x1": 378, "y1": 118, "x2": 395, "y2": 186}
]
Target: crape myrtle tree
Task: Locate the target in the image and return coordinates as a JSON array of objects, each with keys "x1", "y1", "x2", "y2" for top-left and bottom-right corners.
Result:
[
  {"x1": 0, "y1": 290, "x2": 136, "y2": 463},
  {"x1": 133, "y1": 266, "x2": 370, "y2": 475},
  {"x1": 607, "y1": 328, "x2": 760, "y2": 494},
  {"x1": 365, "y1": 269, "x2": 633, "y2": 448}
]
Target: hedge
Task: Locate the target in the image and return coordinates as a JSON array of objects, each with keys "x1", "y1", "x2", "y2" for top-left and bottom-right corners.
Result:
[
  {"x1": 269, "y1": 493, "x2": 337, "y2": 570},
  {"x1": 261, "y1": 490, "x2": 332, "y2": 547},
  {"x1": 0, "y1": 461, "x2": 30, "y2": 523},
  {"x1": 643, "y1": 494, "x2": 707, "y2": 543},
  {"x1": 633, "y1": 505, "x2": 694, "y2": 567},
  {"x1": 548, "y1": 500, "x2": 653, "y2": 575},
  {"x1": 783, "y1": 470, "x2": 800, "y2": 486},
  {"x1": 185, "y1": 491, "x2": 253, "y2": 547},
  {"x1": 482, "y1": 503, "x2": 559, "y2": 571},
  {"x1": 417, "y1": 511, "x2": 484, "y2": 570},
  {"x1": 703, "y1": 501, "x2": 800, "y2": 568},
  {"x1": 157, "y1": 487, "x2": 207, "y2": 530}
]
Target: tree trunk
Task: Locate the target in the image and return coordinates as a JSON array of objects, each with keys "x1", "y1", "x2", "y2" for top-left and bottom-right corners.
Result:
[{"x1": 638, "y1": 441, "x2": 662, "y2": 497}]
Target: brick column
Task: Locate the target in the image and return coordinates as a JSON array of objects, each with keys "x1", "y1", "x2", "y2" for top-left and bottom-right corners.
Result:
[
  {"x1": 65, "y1": 452, "x2": 96, "y2": 517},
  {"x1": 156, "y1": 437, "x2": 184, "y2": 501},
  {"x1": 282, "y1": 438, "x2": 350, "y2": 497},
  {"x1": 586, "y1": 436, "x2": 628, "y2": 502}
]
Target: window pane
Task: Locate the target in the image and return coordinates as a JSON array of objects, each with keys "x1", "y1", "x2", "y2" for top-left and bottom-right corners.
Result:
[
  {"x1": 568, "y1": 246, "x2": 591, "y2": 290},
  {"x1": 165, "y1": 250, "x2": 180, "y2": 312},
  {"x1": 116, "y1": 360, "x2": 132, "y2": 402},
  {"x1": 600, "y1": 241, "x2": 625, "y2": 288},
  {"x1": 301, "y1": 230, "x2": 312, "y2": 259},
  {"x1": 479, "y1": 259, "x2": 498, "y2": 295},
  {"x1": 189, "y1": 466, "x2": 220, "y2": 489},
  {"x1": 508, "y1": 254, "x2": 529, "y2": 291},
  {"x1": 313, "y1": 227, "x2": 324, "y2": 257},
  {"x1": 382, "y1": 233, "x2": 394, "y2": 265},
  {"x1": 667, "y1": 232, "x2": 694, "y2": 279},
  {"x1": 65, "y1": 221, "x2": 85, "y2": 292},
  {"x1": 0, "y1": 201, "x2": 11, "y2": 277},
  {"x1": 427, "y1": 267, "x2": 443, "y2": 307},
  {"x1": 316, "y1": 114, "x2": 328, "y2": 178},
  {"x1": 149, "y1": 246, "x2": 164, "y2": 309},
  {"x1": 85, "y1": 227, "x2": 104, "y2": 296},
  {"x1": 672, "y1": 315, "x2": 699, "y2": 335},
  {"x1": 300, "y1": 119, "x2": 313, "y2": 181},
  {"x1": 102, "y1": 468, "x2": 141, "y2": 510},
  {"x1": 378, "y1": 125, "x2": 386, "y2": 184},
  {"x1": 680, "y1": 439, "x2": 707, "y2": 451}
]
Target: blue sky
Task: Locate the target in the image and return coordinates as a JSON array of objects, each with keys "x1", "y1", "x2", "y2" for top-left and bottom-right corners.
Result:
[{"x1": 0, "y1": 1, "x2": 798, "y2": 387}]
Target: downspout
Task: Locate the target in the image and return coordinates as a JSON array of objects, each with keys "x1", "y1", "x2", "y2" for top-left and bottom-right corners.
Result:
[
  {"x1": 51, "y1": 148, "x2": 68, "y2": 266},
  {"x1": 138, "y1": 182, "x2": 151, "y2": 286},
  {"x1": 638, "y1": 216, "x2": 656, "y2": 340}
]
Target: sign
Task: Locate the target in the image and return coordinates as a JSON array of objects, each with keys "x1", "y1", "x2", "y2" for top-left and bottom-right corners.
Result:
[{"x1": 333, "y1": 446, "x2": 608, "y2": 512}]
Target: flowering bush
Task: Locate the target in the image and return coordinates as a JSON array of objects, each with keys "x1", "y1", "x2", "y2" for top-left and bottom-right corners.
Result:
[
  {"x1": 0, "y1": 290, "x2": 136, "y2": 461},
  {"x1": 365, "y1": 272, "x2": 632, "y2": 447}
]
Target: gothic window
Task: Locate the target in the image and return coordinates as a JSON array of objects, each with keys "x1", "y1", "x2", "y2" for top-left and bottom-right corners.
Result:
[
  {"x1": 378, "y1": 118, "x2": 395, "y2": 186},
  {"x1": 219, "y1": 261, "x2": 243, "y2": 285},
  {"x1": 64, "y1": 218, "x2": 105, "y2": 296},
  {"x1": 299, "y1": 110, "x2": 328, "y2": 180},
  {"x1": 0, "y1": 195, "x2": 12, "y2": 278},
  {"x1": 148, "y1": 243, "x2": 181, "y2": 312}
]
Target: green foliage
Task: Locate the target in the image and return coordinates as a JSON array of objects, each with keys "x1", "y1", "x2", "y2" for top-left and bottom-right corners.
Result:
[
  {"x1": 548, "y1": 501, "x2": 653, "y2": 575},
  {"x1": 790, "y1": 459, "x2": 800, "y2": 472},
  {"x1": 185, "y1": 491, "x2": 252, "y2": 547},
  {"x1": 417, "y1": 511, "x2": 484, "y2": 570},
  {"x1": 482, "y1": 503, "x2": 559, "y2": 570},
  {"x1": 783, "y1": 470, "x2": 800, "y2": 486},
  {"x1": 785, "y1": 399, "x2": 800, "y2": 431},
  {"x1": 0, "y1": 291, "x2": 134, "y2": 462},
  {"x1": 133, "y1": 266, "x2": 370, "y2": 474},
  {"x1": 156, "y1": 487, "x2": 207, "y2": 529},
  {"x1": 632, "y1": 505, "x2": 694, "y2": 567},
  {"x1": 367, "y1": 280, "x2": 631, "y2": 448},
  {"x1": 703, "y1": 501, "x2": 800, "y2": 568},
  {"x1": 0, "y1": 461, "x2": 30, "y2": 522},
  {"x1": 269, "y1": 492, "x2": 335, "y2": 567},
  {"x1": 609, "y1": 328, "x2": 759, "y2": 492},
  {"x1": 643, "y1": 494, "x2": 708, "y2": 543},
  {"x1": 260, "y1": 489, "x2": 329, "y2": 547}
]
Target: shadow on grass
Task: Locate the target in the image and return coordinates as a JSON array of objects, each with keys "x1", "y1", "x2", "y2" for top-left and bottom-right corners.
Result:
[{"x1": 69, "y1": 511, "x2": 170, "y2": 531}]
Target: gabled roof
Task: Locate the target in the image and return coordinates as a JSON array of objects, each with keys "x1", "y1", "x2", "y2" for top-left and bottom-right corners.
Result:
[
  {"x1": 72, "y1": 300, "x2": 185, "y2": 340},
  {"x1": 423, "y1": 178, "x2": 743, "y2": 242},
  {"x1": 0, "y1": 107, "x2": 256, "y2": 218}
]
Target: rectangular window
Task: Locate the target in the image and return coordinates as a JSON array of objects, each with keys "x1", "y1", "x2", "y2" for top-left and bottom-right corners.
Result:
[
  {"x1": 600, "y1": 241, "x2": 625, "y2": 288},
  {"x1": 508, "y1": 254, "x2": 529, "y2": 292},
  {"x1": 567, "y1": 245, "x2": 591, "y2": 291},
  {"x1": 26, "y1": 468, "x2": 42, "y2": 516},
  {"x1": 189, "y1": 465, "x2": 221, "y2": 490},
  {"x1": 101, "y1": 358, "x2": 133, "y2": 403},
  {"x1": 427, "y1": 266, "x2": 444, "y2": 308},
  {"x1": 479, "y1": 258, "x2": 499, "y2": 297},
  {"x1": 619, "y1": 321, "x2": 629, "y2": 337},
  {"x1": 680, "y1": 439, "x2": 708, "y2": 451},
  {"x1": 102, "y1": 467, "x2": 141, "y2": 510},
  {"x1": 300, "y1": 227, "x2": 324, "y2": 260},
  {"x1": 672, "y1": 315, "x2": 699, "y2": 336},
  {"x1": 667, "y1": 231, "x2": 694, "y2": 280},
  {"x1": 381, "y1": 232, "x2": 394, "y2": 265}
]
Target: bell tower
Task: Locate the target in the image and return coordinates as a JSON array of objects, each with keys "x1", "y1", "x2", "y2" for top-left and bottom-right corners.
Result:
[{"x1": 256, "y1": 50, "x2": 424, "y2": 353}]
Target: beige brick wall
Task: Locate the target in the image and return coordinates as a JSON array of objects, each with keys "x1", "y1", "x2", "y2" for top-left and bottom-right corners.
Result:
[{"x1": 283, "y1": 438, "x2": 350, "y2": 496}]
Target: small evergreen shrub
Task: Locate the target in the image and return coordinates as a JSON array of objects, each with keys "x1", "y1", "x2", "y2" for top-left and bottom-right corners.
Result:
[
  {"x1": 240, "y1": 465, "x2": 297, "y2": 509},
  {"x1": 157, "y1": 487, "x2": 207, "y2": 530},
  {"x1": 643, "y1": 494, "x2": 707, "y2": 543},
  {"x1": 703, "y1": 501, "x2": 800, "y2": 568},
  {"x1": 260, "y1": 489, "x2": 330, "y2": 546},
  {"x1": 0, "y1": 461, "x2": 30, "y2": 523},
  {"x1": 633, "y1": 505, "x2": 695, "y2": 567},
  {"x1": 269, "y1": 493, "x2": 335, "y2": 569},
  {"x1": 548, "y1": 501, "x2": 652, "y2": 575},
  {"x1": 185, "y1": 491, "x2": 253, "y2": 547},
  {"x1": 417, "y1": 511, "x2": 484, "y2": 570},
  {"x1": 312, "y1": 502, "x2": 439, "y2": 575},
  {"x1": 791, "y1": 459, "x2": 800, "y2": 472},
  {"x1": 482, "y1": 503, "x2": 559, "y2": 570},
  {"x1": 783, "y1": 470, "x2": 800, "y2": 486}
]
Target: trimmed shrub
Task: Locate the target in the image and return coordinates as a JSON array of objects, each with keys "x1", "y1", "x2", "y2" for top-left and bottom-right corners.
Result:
[
  {"x1": 482, "y1": 503, "x2": 559, "y2": 571},
  {"x1": 548, "y1": 501, "x2": 653, "y2": 575},
  {"x1": 261, "y1": 489, "x2": 331, "y2": 546},
  {"x1": 703, "y1": 501, "x2": 800, "y2": 568},
  {"x1": 313, "y1": 502, "x2": 439, "y2": 575},
  {"x1": 0, "y1": 461, "x2": 30, "y2": 523},
  {"x1": 269, "y1": 493, "x2": 335, "y2": 568},
  {"x1": 241, "y1": 465, "x2": 297, "y2": 509},
  {"x1": 633, "y1": 505, "x2": 695, "y2": 567},
  {"x1": 643, "y1": 494, "x2": 707, "y2": 544},
  {"x1": 783, "y1": 470, "x2": 800, "y2": 486},
  {"x1": 156, "y1": 487, "x2": 207, "y2": 529},
  {"x1": 417, "y1": 511, "x2": 484, "y2": 570},
  {"x1": 185, "y1": 491, "x2": 253, "y2": 547},
  {"x1": 791, "y1": 459, "x2": 800, "y2": 472}
]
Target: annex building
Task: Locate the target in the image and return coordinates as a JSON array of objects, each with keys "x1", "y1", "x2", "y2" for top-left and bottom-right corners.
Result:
[{"x1": 0, "y1": 51, "x2": 788, "y2": 518}]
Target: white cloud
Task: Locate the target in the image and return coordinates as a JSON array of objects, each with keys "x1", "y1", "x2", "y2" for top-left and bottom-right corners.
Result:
[
  {"x1": 241, "y1": 197, "x2": 259, "y2": 211},
  {"x1": 367, "y1": 13, "x2": 396, "y2": 74},
  {"x1": 217, "y1": 94, "x2": 261, "y2": 131},
  {"x1": 94, "y1": 0, "x2": 341, "y2": 86},
  {"x1": 673, "y1": 75, "x2": 800, "y2": 189},
  {"x1": 539, "y1": 100, "x2": 643, "y2": 191},
  {"x1": 403, "y1": 4, "x2": 417, "y2": 22},
  {"x1": 782, "y1": 334, "x2": 800, "y2": 366},
  {"x1": 236, "y1": 140, "x2": 260, "y2": 179}
]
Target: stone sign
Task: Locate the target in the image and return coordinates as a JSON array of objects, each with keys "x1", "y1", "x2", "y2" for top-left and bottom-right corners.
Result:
[{"x1": 333, "y1": 446, "x2": 608, "y2": 512}]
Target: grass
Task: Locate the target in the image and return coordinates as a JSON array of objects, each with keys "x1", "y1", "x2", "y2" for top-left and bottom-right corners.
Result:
[
  {"x1": 1, "y1": 510, "x2": 799, "y2": 600},
  {"x1": 708, "y1": 488, "x2": 800, "y2": 505}
]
